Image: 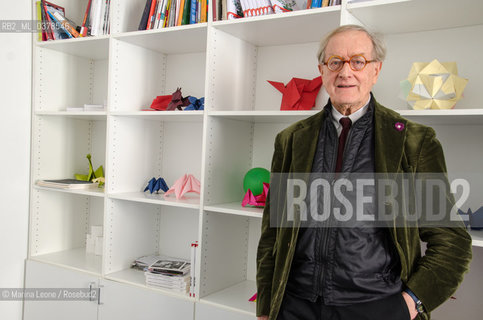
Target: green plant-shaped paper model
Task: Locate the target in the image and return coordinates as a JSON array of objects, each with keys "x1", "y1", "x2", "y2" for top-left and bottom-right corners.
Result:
[{"x1": 75, "y1": 154, "x2": 104, "y2": 187}]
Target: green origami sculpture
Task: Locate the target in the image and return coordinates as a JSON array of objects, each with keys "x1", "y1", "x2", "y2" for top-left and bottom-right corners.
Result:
[{"x1": 75, "y1": 154, "x2": 104, "y2": 187}]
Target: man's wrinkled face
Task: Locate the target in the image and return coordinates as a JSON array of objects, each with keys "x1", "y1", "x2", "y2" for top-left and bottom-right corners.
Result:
[{"x1": 319, "y1": 30, "x2": 382, "y2": 112}]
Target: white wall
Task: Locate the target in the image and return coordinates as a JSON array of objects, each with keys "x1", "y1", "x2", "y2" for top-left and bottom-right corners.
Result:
[{"x1": 0, "y1": 0, "x2": 31, "y2": 319}]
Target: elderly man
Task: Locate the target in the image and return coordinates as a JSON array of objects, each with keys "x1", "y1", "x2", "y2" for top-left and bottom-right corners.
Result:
[{"x1": 256, "y1": 25, "x2": 472, "y2": 320}]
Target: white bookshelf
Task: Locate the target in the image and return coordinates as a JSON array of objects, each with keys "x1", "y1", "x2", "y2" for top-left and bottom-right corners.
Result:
[{"x1": 27, "y1": 0, "x2": 483, "y2": 319}]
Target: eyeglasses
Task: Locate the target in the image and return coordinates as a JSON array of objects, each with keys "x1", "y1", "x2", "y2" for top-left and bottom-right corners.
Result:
[{"x1": 323, "y1": 54, "x2": 376, "y2": 72}]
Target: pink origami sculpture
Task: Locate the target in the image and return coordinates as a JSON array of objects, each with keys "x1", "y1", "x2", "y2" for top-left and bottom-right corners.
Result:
[
  {"x1": 164, "y1": 174, "x2": 201, "y2": 200},
  {"x1": 268, "y1": 76, "x2": 322, "y2": 110},
  {"x1": 248, "y1": 293, "x2": 257, "y2": 302},
  {"x1": 242, "y1": 182, "x2": 269, "y2": 208}
]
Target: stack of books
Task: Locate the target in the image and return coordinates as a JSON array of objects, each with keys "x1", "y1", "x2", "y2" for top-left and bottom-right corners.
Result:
[
  {"x1": 37, "y1": 0, "x2": 110, "y2": 41},
  {"x1": 138, "y1": 0, "x2": 209, "y2": 30}
]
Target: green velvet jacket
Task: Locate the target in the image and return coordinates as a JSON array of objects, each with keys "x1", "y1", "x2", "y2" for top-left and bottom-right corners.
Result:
[{"x1": 256, "y1": 100, "x2": 472, "y2": 320}]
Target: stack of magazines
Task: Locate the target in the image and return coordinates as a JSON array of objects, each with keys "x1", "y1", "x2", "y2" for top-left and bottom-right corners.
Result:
[{"x1": 133, "y1": 255, "x2": 191, "y2": 293}]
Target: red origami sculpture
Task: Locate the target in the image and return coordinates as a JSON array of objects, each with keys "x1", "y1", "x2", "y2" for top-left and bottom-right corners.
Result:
[
  {"x1": 268, "y1": 76, "x2": 322, "y2": 110},
  {"x1": 149, "y1": 88, "x2": 191, "y2": 111}
]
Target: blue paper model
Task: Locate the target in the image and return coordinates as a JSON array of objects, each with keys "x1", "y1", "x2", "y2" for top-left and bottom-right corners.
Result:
[
  {"x1": 144, "y1": 177, "x2": 169, "y2": 194},
  {"x1": 185, "y1": 96, "x2": 204, "y2": 110}
]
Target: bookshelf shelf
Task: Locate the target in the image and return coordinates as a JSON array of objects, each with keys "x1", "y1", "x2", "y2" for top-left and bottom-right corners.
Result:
[
  {"x1": 30, "y1": 248, "x2": 102, "y2": 276},
  {"x1": 204, "y1": 202, "x2": 263, "y2": 218},
  {"x1": 113, "y1": 23, "x2": 208, "y2": 54},
  {"x1": 470, "y1": 230, "x2": 483, "y2": 247},
  {"x1": 105, "y1": 268, "x2": 195, "y2": 302},
  {"x1": 35, "y1": 110, "x2": 107, "y2": 120},
  {"x1": 199, "y1": 280, "x2": 256, "y2": 316},
  {"x1": 347, "y1": 0, "x2": 483, "y2": 35},
  {"x1": 36, "y1": 35, "x2": 109, "y2": 60},
  {"x1": 110, "y1": 111, "x2": 204, "y2": 122},
  {"x1": 395, "y1": 109, "x2": 483, "y2": 125},
  {"x1": 33, "y1": 185, "x2": 105, "y2": 197},
  {"x1": 212, "y1": 7, "x2": 341, "y2": 46},
  {"x1": 109, "y1": 192, "x2": 201, "y2": 209},
  {"x1": 208, "y1": 110, "x2": 319, "y2": 123}
]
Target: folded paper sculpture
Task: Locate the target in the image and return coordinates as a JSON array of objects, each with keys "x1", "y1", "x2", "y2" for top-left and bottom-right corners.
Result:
[
  {"x1": 167, "y1": 88, "x2": 191, "y2": 110},
  {"x1": 184, "y1": 96, "x2": 204, "y2": 110},
  {"x1": 242, "y1": 182, "x2": 269, "y2": 208},
  {"x1": 268, "y1": 76, "x2": 322, "y2": 110},
  {"x1": 144, "y1": 177, "x2": 169, "y2": 194},
  {"x1": 148, "y1": 88, "x2": 191, "y2": 111},
  {"x1": 400, "y1": 59, "x2": 468, "y2": 110},
  {"x1": 75, "y1": 153, "x2": 104, "y2": 187},
  {"x1": 164, "y1": 174, "x2": 201, "y2": 200},
  {"x1": 149, "y1": 94, "x2": 172, "y2": 111}
]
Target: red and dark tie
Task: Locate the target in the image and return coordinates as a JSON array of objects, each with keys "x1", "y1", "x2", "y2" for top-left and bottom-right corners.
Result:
[{"x1": 335, "y1": 117, "x2": 352, "y2": 173}]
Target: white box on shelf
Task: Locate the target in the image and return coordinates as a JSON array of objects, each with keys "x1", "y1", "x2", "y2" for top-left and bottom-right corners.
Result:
[
  {"x1": 86, "y1": 234, "x2": 95, "y2": 254},
  {"x1": 95, "y1": 236, "x2": 103, "y2": 256},
  {"x1": 91, "y1": 225, "x2": 103, "y2": 237}
]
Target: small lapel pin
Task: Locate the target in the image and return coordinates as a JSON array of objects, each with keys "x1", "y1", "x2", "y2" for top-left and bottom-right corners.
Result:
[{"x1": 395, "y1": 122, "x2": 405, "y2": 131}]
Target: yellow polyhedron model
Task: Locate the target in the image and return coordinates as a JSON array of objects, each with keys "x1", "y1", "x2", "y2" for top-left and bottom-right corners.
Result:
[{"x1": 400, "y1": 59, "x2": 468, "y2": 110}]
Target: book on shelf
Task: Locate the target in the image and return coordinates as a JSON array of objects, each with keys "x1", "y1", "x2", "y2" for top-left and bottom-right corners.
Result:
[
  {"x1": 53, "y1": 11, "x2": 80, "y2": 38},
  {"x1": 148, "y1": 257, "x2": 190, "y2": 275},
  {"x1": 138, "y1": 0, "x2": 152, "y2": 30},
  {"x1": 144, "y1": 272, "x2": 190, "y2": 292},
  {"x1": 36, "y1": 1, "x2": 45, "y2": 41},
  {"x1": 181, "y1": 0, "x2": 191, "y2": 25},
  {"x1": 154, "y1": 0, "x2": 164, "y2": 29},
  {"x1": 46, "y1": 10, "x2": 73, "y2": 39},
  {"x1": 189, "y1": 241, "x2": 198, "y2": 297},
  {"x1": 131, "y1": 254, "x2": 162, "y2": 270},
  {"x1": 146, "y1": 0, "x2": 157, "y2": 29},
  {"x1": 36, "y1": 179, "x2": 99, "y2": 189},
  {"x1": 41, "y1": 0, "x2": 71, "y2": 40},
  {"x1": 85, "y1": 0, "x2": 110, "y2": 36},
  {"x1": 80, "y1": 0, "x2": 93, "y2": 36}
]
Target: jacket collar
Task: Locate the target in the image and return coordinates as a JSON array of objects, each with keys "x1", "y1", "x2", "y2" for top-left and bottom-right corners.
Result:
[{"x1": 291, "y1": 95, "x2": 407, "y2": 173}]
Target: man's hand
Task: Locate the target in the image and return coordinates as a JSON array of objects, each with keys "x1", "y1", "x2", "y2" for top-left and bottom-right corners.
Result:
[
  {"x1": 401, "y1": 291, "x2": 418, "y2": 320},
  {"x1": 257, "y1": 316, "x2": 268, "y2": 320}
]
